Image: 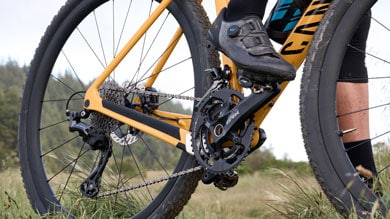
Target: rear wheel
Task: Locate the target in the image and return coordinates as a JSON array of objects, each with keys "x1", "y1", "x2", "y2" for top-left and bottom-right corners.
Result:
[
  {"x1": 18, "y1": 0, "x2": 217, "y2": 218},
  {"x1": 301, "y1": 0, "x2": 389, "y2": 217}
]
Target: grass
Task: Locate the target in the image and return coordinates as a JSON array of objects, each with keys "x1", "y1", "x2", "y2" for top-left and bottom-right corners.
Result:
[
  {"x1": 179, "y1": 169, "x2": 342, "y2": 219},
  {"x1": 179, "y1": 171, "x2": 282, "y2": 219},
  {"x1": 0, "y1": 169, "x2": 39, "y2": 218},
  {"x1": 266, "y1": 169, "x2": 344, "y2": 219},
  {"x1": 1, "y1": 165, "x2": 388, "y2": 218},
  {"x1": 0, "y1": 168, "x2": 324, "y2": 218}
]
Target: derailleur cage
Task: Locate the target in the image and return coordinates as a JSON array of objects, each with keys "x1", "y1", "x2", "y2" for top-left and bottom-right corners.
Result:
[{"x1": 80, "y1": 147, "x2": 112, "y2": 198}]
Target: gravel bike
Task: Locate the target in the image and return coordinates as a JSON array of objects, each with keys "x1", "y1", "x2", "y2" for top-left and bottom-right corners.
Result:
[{"x1": 18, "y1": 0, "x2": 389, "y2": 217}]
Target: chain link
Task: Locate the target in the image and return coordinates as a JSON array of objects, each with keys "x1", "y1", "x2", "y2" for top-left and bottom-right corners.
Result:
[
  {"x1": 96, "y1": 166, "x2": 203, "y2": 198},
  {"x1": 125, "y1": 86, "x2": 202, "y2": 102}
]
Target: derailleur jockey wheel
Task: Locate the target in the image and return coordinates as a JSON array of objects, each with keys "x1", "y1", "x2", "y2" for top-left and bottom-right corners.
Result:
[{"x1": 192, "y1": 88, "x2": 254, "y2": 174}]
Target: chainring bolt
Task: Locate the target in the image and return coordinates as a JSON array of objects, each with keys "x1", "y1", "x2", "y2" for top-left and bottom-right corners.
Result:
[{"x1": 214, "y1": 124, "x2": 224, "y2": 137}]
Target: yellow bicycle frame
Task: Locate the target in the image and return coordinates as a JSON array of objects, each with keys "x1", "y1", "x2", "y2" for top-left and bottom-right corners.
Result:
[{"x1": 83, "y1": 0, "x2": 331, "y2": 152}]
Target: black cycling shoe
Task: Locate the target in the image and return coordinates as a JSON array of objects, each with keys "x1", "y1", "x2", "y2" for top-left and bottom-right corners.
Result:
[{"x1": 208, "y1": 8, "x2": 296, "y2": 83}]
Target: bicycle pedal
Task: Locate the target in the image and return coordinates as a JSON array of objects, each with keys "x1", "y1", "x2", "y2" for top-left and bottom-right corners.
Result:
[
  {"x1": 201, "y1": 171, "x2": 218, "y2": 184},
  {"x1": 213, "y1": 171, "x2": 239, "y2": 191}
]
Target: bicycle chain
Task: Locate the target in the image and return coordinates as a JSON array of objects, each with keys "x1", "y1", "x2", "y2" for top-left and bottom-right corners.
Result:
[
  {"x1": 94, "y1": 84, "x2": 203, "y2": 198},
  {"x1": 124, "y1": 86, "x2": 203, "y2": 102},
  {"x1": 97, "y1": 74, "x2": 231, "y2": 197},
  {"x1": 96, "y1": 166, "x2": 203, "y2": 198}
]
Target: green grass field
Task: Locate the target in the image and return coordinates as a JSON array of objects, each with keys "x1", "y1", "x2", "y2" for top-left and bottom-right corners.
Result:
[
  {"x1": 179, "y1": 169, "x2": 343, "y2": 219},
  {"x1": 0, "y1": 168, "x2": 342, "y2": 219},
  {"x1": 1, "y1": 159, "x2": 388, "y2": 218}
]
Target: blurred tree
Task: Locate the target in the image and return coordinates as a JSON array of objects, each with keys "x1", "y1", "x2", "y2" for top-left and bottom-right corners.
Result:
[{"x1": 0, "y1": 60, "x2": 25, "y2": 170}]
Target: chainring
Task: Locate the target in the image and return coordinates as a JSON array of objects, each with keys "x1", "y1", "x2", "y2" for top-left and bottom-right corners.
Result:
[{"x1": 192, "y1": 88, "x2": 254, "y2": 174}]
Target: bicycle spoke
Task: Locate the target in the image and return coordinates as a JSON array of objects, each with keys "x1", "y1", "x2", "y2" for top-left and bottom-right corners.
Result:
[
  {"x1": 127, "y1": 140, "x2": 154, "y2": 200},
  {"x1": 93, "y1": 11, "x2": 108, "y2": 67},
  {"x1": 337, "y1": 102, "x2": 390, "y2": 117},
  {"x1": 113, "y1": 0, "x2": 133, "y2": 56},
  {"x1": 38, "y1": 119, "x2": 68, "y2": 131},
  {"x1": 60, "y1": 51, "x2": 86, "y2": 90},
  {"x1": 58, "y1": 143, "x2": 88, "y2": 202},
  {"x1": 140, "y1": 137, "x2": 170, "y2": 175},
  {"x1": 41, "y1": 136, "x2": 80, "y2": 157},
  {"x1": 46, "y1": 146, "x2": 90, "y2": 182},
  {"x1": 76, "y1": 27, "x2": 106, "y2": 69}
]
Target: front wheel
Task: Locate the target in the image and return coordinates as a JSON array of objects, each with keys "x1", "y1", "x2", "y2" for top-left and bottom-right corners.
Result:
[
  {"x1": 18, "y1": 0, "x2": 217, "y2": 218},
  {"x1": 301, "y1": 0, "x2": 389, "y2": 217}
]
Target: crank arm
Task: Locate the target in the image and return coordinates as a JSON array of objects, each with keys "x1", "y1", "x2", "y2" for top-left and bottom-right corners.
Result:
[{"x1": 213, "y1": 83, "x2": 281, "y2": 143}]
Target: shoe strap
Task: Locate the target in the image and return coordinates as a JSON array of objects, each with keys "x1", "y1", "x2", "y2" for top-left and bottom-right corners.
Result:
[{"x1": 231, "y1": 18, "x2": 276, "y2": 56}]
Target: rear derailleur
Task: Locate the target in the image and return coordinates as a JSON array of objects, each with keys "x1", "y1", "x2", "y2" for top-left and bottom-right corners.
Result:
[
  {"x1": 67, "y1": 109, "x2": 112, "y2": 198},
  {"x1": 65, "y1": 82, "x2": 160, "y2": 198},
  {"x1": 192, "y1": 66, "x2": 280, "y2": 190}
]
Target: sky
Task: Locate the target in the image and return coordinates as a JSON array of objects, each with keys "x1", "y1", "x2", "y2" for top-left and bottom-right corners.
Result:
[
  {"x1": 2, "y1": 0, "x2": 387, "y2": 162},
  {"x1": 0, "y1": 1, "x2": 64, "y2": 64}
]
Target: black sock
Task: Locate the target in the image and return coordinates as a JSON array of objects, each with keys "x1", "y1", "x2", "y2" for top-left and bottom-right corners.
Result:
[
  {"x1": 225, "y1": 0, "x2": 268, "y2": 21},
  {"x1": 344, "y1": 139, "x2": 377, "y2": 187}
]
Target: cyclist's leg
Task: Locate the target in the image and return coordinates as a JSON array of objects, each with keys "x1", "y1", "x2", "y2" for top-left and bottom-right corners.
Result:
[
  {"x1": 337, "y1": 83, "x2": 378, "y2": 185},
  {"x1": 225, "y1": 0, "x2": 268, "y2": 21},
  {"x1": 208, "y1": 0, "x2": 295, "y2": 82},
  {"x1": 300, "y1": 0, "x2": 388, "y2": 216},
  {"x1": 337, "y1": 11, "x2": 378, "y2": 185}
]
